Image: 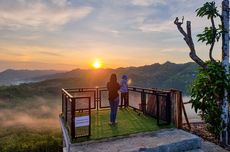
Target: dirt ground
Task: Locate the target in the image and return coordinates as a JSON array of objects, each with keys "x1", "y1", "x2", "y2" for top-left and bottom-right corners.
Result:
[{"x1": 183, "y1": 122, "x2": 229, "y2": 151}]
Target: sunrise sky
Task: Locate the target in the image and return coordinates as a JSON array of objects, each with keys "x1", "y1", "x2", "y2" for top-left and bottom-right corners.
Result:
[{"x1": 0, "y1": 0, "x2": 223, "y2": 71}]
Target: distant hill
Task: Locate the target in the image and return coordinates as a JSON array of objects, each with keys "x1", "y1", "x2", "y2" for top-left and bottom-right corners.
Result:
[
  {"x1": 0, "y1": 62, "x2": 199, "y2": 100},
  {"x1": 114, "y1": 61, "x2": 198, "y2": 92},
  {"x1": 36, "y1": 61, "x2": 199, "y2": 91},
  {"x1": 0, "y1": 69, "x2": 63, "y2": 85}
]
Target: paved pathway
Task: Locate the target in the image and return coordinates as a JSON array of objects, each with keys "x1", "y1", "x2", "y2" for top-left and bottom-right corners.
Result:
[
  {"x1": 71, "y1": 129, "x2": 201, "y2": 152},
  {"x1": 201, "y1": 140, "x2": 228, "y2": 152},
  {"x1": 69, "y1": 129, "x2": 228, "y2": 152}
]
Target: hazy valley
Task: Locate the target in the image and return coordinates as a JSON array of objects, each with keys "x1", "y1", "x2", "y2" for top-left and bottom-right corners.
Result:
[{"x1": 0, "y1": 62, "x2": 198, "y2": 152}]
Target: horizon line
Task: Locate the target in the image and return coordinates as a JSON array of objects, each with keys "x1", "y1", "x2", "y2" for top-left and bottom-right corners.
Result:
[{"x1": 0, "y1": 61, "x2": 196, "y2": 72}]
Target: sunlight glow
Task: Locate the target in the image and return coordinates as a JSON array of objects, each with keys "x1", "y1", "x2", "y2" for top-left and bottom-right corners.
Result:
[
  {"x1": 128, "y1": 79, "x2": 132, "y2": 85},
  {"x1": 93, "y1": 60, "x2": 102, "y2": 69}
]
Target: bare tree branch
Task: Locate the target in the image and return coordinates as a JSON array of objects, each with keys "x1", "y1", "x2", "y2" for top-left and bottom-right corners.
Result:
[{"x1": 174, "y1": 17, "x2": 207, "y2": 69}]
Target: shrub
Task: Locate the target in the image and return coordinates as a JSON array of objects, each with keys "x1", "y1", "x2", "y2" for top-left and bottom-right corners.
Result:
[{"x1": 190, "y1": 61, "x2": 230, "y2": 137}]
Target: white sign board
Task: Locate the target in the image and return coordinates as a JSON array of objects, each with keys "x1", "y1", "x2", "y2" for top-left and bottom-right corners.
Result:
[{"x1": 75, "y1": 116, "x2": 89, "y2": 127}]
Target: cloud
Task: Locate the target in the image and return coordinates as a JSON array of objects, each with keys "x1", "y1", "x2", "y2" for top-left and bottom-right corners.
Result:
[
  {"x1": 0, "y1": 47, "x2": 25, "y2": 56},
  {"x1": 0, "y1": 0, "x2": 223, "y2": 69},
  {"x1": 48, "y1": 0, "x2": 71, "y2": 7},
  {"x1": 0, "y1": 60, "x2": 78, "y2": 72},
  {"x1": 0, "y1": 0, "x2": 93, "y2": 31},
  {"x1": 0, "y1": 109, "x2": 59, "y2": 128},
  {"x1": 39, "y1": 51, "x2": 63, "y2": 57},
  {"x1": 0, "y1": 97, "x2": 61, "y2": 128},
  {"x1": 131, "y1": 0, "x2": 166, "y2": 6},
  {"x1": 0, "y1": 34, "x2": 42, "y2": 41},
  {"x1": 129, "y1": 0, "x2": 210, "y2": 33},
  {"x1": 138, "y1": 21, "x2": 175, "y2": 33},
  {"x1": 160, "y1": 48, "x2": 188, "y2": 53},
  {"x1": 93, "y1": 26, "x2": 121, "y2": 36}
]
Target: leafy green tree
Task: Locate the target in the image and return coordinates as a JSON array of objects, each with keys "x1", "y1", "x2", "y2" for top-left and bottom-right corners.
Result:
[{"x1": 174, "y1": 1, "x2": 230, "y2": 144}]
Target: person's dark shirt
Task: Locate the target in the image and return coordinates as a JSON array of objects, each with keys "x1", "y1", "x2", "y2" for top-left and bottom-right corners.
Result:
[{"x1": 107, "y1": 81, "x2": 120, "y2": 101}]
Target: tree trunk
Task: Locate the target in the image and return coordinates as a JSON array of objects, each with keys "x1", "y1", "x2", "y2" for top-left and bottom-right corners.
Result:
[{"x1": 220, "y1": 0, "x2": 229, "y2": 145}]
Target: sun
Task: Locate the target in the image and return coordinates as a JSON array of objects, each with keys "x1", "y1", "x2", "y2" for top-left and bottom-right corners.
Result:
[{"x1": 93, "y1": 60, "x2": 102, "y2": 69}]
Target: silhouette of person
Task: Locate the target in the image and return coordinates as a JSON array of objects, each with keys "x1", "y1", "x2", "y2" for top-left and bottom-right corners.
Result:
[
  {"x1": 120, "y1": 75, "x2": 128, "y2": 108},
  {"x1": 107, "y1": 74, "x2": 120, "y2": 125}
]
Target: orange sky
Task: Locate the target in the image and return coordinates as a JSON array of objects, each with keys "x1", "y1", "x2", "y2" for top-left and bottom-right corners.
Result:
[{"x1": 0, "y1": 0, "x2": 223, "y2": 71}]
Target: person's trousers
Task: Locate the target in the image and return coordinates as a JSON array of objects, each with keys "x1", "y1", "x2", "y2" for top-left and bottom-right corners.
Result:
[
  {"x1": 120, "y1": 92, "x2": 128, "y2": 107},
  {"x1": 109, "y1": 97, "x2": 119, "y2": 123}
]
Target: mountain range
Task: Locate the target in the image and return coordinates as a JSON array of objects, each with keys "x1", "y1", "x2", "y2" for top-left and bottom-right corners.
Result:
[
  {"x1": 0, "y1": 69, "x2": 63, "y2": 85},
  {"x1": 0, "y1": 62, "x2": 199, "y2": 98}
]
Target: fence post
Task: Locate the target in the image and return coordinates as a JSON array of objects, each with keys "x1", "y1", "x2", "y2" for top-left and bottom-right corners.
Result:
[
  {"x1": 156, "y1": 94, "x2": 160, "y2": 125},
  {"x1": 166, "y1": 93, "x2": 171, "y2": 124},
  {"x1": 141, "y1": 90, "x2": 146, "y2": 113},
  {"x1": 71, "y1": 98, "x2": 76, "y2": 140},
  {"x1": 170, "y1": 89, "x2": 182, "y2": 128},
  {"x1": 177, "y1": 91, "x2": 183, "y2": 128}
]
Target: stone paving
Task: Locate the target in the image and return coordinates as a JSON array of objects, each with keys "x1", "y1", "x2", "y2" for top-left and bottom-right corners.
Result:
[
  {"x1": 201, "y1": 140, "x2": 228, "y2": 152},
  {"x1": 67, "y1": 128, "x2": 229, "y2": 152},
  {"x1": 71, "y1": 129, "x2": 202, "y2": 152}
]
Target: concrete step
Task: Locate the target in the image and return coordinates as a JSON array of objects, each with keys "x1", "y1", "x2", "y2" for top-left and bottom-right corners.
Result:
[
  {"x1": 185, "y1": 149, "x2": 203, "y2": 152},
  {"x1": 71, "y1": 129, "x2": 202, "y2": 152}
]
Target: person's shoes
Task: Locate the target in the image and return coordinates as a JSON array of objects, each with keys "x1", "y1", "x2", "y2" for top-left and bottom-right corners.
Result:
[
  {"x1": 109, "y1": 122, "x2": 113, "y2": 125},
  {"x1": 109, "y1": 122, "x2": 117, "y2": 126}
]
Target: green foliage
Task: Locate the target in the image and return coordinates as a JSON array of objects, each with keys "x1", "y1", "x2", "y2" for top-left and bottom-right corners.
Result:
[
  {"x1": 190, "y1": 61, "x2": 230, "y2": 137},
  {"x1": 197, "y1": 26, "x2": 222, "y2": 45},
  {"x1": 196, "y1": 2, "x2": 218, "y2": 19},
  {"x1": 191, "y1": 1, "x2": 230, "y2": 138},
  {"x1": 0, "y1": 127, "x2": 62, "y2": 152},
  {"x1": 196, "y1": 2, "x2": 223, "y2": 45}
]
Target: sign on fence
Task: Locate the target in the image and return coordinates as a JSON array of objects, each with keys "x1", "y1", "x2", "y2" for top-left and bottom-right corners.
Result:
[{"x1": 75, "y1": 116, "x2": 90, "y2": 127}]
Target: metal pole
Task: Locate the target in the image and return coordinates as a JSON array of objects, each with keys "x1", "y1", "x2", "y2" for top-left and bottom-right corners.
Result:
[
  {"x1": 96, "y1": 87, "x2": 99, "y2": 111},
  {"x1": 65, "y1": 95, "x2": 68, "y2": 123},
  {"x1": 89, "y1": 97, "x2": 91, "y2": 137},
  {"x1": 62, "y1": 92, "x2": 64, "y2": 114},
  {"x1": 221, "y1": 0, "x2": 229, "y2": 145},
  {"x1": 71, "y1": 98, "x2": 76, "y2": 140}
]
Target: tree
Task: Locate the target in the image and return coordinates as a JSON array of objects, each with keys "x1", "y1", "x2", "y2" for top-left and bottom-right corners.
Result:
[
  {"x1": 221, "y1": 0, "x2": 229, "y2": 145},
  {"x1": 174, "y1": 1, "x2": 229, "y2": 145}
]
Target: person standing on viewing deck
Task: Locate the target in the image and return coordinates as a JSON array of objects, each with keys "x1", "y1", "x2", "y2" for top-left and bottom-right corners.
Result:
[
  {"x1": 107, "y1": 74, "x2": 120, "y2": 125},
  {"x1": 120, "y1": 75, "x2": 128, "y2": 108}
]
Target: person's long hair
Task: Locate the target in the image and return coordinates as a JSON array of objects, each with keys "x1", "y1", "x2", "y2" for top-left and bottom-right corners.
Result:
[{"x1": 109, "y1": 73, "x2": 117, "y2": 84}]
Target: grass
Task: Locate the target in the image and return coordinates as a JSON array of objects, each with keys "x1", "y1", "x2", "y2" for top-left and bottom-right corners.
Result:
[
  {"x1": 77, "y1": 108, "x2": 173, "y2": 140},
  {"x1": 0, "y1": 127, "x2": 62, "y2": 152}
]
